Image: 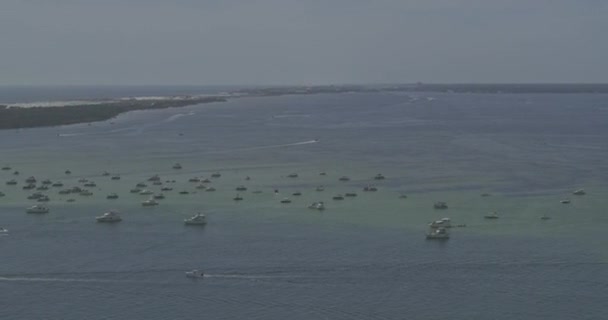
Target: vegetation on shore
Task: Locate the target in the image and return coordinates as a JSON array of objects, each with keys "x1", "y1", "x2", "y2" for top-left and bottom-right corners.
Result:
[{"x1": 0, "y1": 97, "x2": 226, "y2": 130}]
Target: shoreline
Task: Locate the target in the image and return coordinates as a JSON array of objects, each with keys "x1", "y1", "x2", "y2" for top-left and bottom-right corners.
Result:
[{"x1": 2, "y1": 83, "x2": 608, "y2": 130}]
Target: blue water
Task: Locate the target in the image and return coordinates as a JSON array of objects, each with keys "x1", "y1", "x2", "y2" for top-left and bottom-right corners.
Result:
[{"x1": 1, "y1": 89, "x2": 608, "y2": 319}]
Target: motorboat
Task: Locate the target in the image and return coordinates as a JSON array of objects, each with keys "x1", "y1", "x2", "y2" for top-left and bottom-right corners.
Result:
[
  {"x1": 332, "y1": 194, "x2": 344, "y2": 200},
  {"x1": 41, "y1": 179, "x2": 52, "y2": 185},
  {"x1": 319, "y1": 172, "x2": 327, "y2": 176},
  {"x1": 6, "y1": 179, "x2": 17, "y2": 185},
  {"x1": 142, "y1": 198, "x2": 159, "y2": 206},
  {"x1": 399, "y1": 193, "x2": 408, "y2": 199},
  {"x1": 0, "y1": 191, "x2": 5, "y2": 197},
  {"x1": 52, "y1": 182, "x2": 64, "y2": 187},
  {"x1": 188, "y1": 177, "x2": 201, "y2": 183},
  {"x1": 235, "y1": 185, "x2": 247, "y2": 191},
  {"x1": 211, "y1": 172, "x2": 221, "y2": 178},
  {"x1": 22, "y1": 184, "x2": 36, "y2": 190},
  {"x1": 37, "y1": 196, "x2": 50, "y2": 202},
  {"x1": 374, "y1": 173, "x2": 385, "y2": 180},
  {"x1": 153, "y1": 193, "x2": 165, "y2": 200},
  {"x1": 161, "y1": 187, "x2": 173, "y2": 191},
  {"x1": 0, "y1": 227, "x2": 8, "y2": 234},
  {"x1": 1, "y1": 166, "x2": 10, "y2": 170},
  {"x1": 338, "y1": 176, "x2": 350, "y2": 181},
  {"x1": 172, "y1": 163, "x2": 182, "y2": 170},
  {"x1": 429, "y1": 218, "x2": 451, "y2": 228},
  {"x1": 233, "y1": 194, "x2": 243, "y2": 201},
  {"x1": 84, "y1": 182, "x2": 97, "y2": 187},
  {"x1": 148, "y1": 175, "x2": 161, "y2": 182},
  {"x1": 36, "y1": 185, "x2": 49, "y2": 191},
  {"x1": 484, "y1": 212, "x2": 499, "y2": 219},
  {"x1": 363, "y1": 185, "x2": 378, "y2": 192},
  {"x1": 139, "y1": 189, "x2": 154, "y2": 195},
  {"x1": 433, "y1": 202, "x2": 448, "y2": 209},
  {"x1": 426, "y1": 227, "x2": 450, "y2": 240},
  {"x1": 560, "y1": 200, "x2": 571, "y2": 204},
  {"x1": 26, "y1": 205, "x2": 49, "y2": 214},
  {"x1": 573, "y1": 189, "x2": 586, "y2": 196},
  {"x1": 287, "y1": 173, "x2": 298, "y2": 178},
  {"x1": 27, "y1": 193, "x2": 45, "y2": 200},
  {"x1": 179, "y1": 190, "x2": 190, "y2": 195},
  {"x1": 280, "y1": 198, "x2": 292, "y2": 203},
  {"x1": 308, "y1": 201, "x2": 325, "y2": 211},
  {"x1": 78, "y1": 178, "x2": 88, "y2": 183},
  {"x1": 201, "y1": 178, "x2": 212, "y2": 183},
  {"x1": 195, "y1": 184, "x2": 207, "y2": 190},
  {"x1": 65, "y1": 170, "x2": 72, "y2": 175},
  {"x1": 66, "y1": 199, "x2": 76, "y2": 203},
  {"x1": 96, "y1": 211, "x2": 122, "y2": 223},
  {"x1": 185, "y1": 269, "x2": 204, "y2": 279},
  {"x1": 184, "y1": 213, "x2": 207, "y2": 225},
  {"x1": 59, "y1": 189, "x2": 72, "y2": 194},
  {"x1": 205, "y1": 187, "x2": 216, "y2": 192},
  {"x1": 102, "y1": 171, "x2": 111, "y2": 176},
  {"x1": 345, "y1": 192, "x2": 358, "y2": 197},
  {"x1": 111, "y1": 175, "x2": 121, "y2": 180},
  {"x1": 13, "y1": 171, "x2": 19, "y2": 175},
  {"x1": 152, "y1": 181, "x2": 162, "y2": 186},
  {"x1": 292, "y1": 191, "x2": 302, "y2": 196},
  {"x1": 106, "y1": 193, "x2": 119, "y2": 199}
]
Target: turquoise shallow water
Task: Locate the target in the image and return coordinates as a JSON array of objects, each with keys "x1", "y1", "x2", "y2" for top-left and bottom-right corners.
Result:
[{"x1": 1, "y1": 91, "x2": 608, "y2": 319}]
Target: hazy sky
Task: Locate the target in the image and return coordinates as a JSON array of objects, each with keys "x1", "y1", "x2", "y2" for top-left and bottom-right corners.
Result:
[{"x1": 1, "y1": 0, "x2": 607, "y2": 85}]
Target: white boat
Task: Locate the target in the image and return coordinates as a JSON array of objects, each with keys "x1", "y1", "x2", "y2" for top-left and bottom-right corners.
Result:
[
  {"x1": 142, "y1": 198, "x2": 159, "y2": 206},
  {"x1": 26, "y1": 205, "x2": 49, "y2": 214},
  {"x1": 184, "y1": 213, "x2": 207, "y2": 225},
  {"x1": 96, "y1": 211, "x2": 122, "y2": 223},
  {"x1": 573, "y1": 189, "x2": 586, "y2": 195},
  {"x1": 185, "y1": 269, "x2": 204, "y2": 279},
  {"x1": 484, "y1": 212, "x2": 499, "y2": 219},
  {"x1": 426, "y1": 227, "x2": 450, "y2": 240},
  {"x1": 139, "y1": 189, "x2": 154, "y2": 195},
  {"x1": 308, "y1": 201, "x2": 325, "y2": 210},
  {"x1": 429, "y1": 218, "x2": 451, "y2": 228}
]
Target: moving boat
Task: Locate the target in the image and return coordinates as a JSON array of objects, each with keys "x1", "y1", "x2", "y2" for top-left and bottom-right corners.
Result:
[
  {"x1": 573, "y1": 189, "x2": 586, "y2": 195},
  {"x1": 287, "y1": 173, "x2": 299, "y2": 178},
  {"x1": 484, "y1": 212, "x2": 499, "y2": 219},
  {"x1": 185, "y1": 269, "x2": 204, "y2": 279},
  {"x1": 184, "y1": 213, "x2": 207, "y2": 225},
  {"x1": 26, "y1": 205, "x2": 49, "y2": 214},
  {"x1": 429, "y1": 218, "x2": 451, "y2": 228},
  {"x1": 426, "y1": 227, "x2": 449, "y2": 240},
  {"x1": 560, "y1": 199, "x2": 571, "y2": 204},
  {"x1": 96, "y1": 211, "x2": 122, "y2": 223},
  {"x1": 142, "y1": 198, "x2": 159, "y2": 206}
]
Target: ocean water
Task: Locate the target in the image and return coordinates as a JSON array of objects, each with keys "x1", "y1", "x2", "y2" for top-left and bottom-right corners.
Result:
[{"x1": 1, "y1": 90, "x2": 608, "y2": 319}]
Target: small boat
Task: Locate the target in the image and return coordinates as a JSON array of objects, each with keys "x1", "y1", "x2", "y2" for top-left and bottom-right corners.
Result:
[
  {"x1": 399, "y1": 194, "x2": 408, "y2": 199},
  {"x1": 27, "y1": 193, "x2": 45, "y2": 200},
  {"x1": 292, "y1": 191, "x2": 302, "y2": 196},
  {"x1": 374, "y1": 174, "x2": 385, "y2": 180},
  {"x1": 319, "y1": 172, "x2": 327, "y2": 176},
  {"x1": 338, "y1": 176, "x2": 350, "y2": 182},
  {"x1": 136, "y1": 182, "x2": 147, "y2": 188},
  {"x1": 573, "y1": 189, "x2": 586, "y2": 196},
  {"x1": 540, "y1": 214, "x2": 551, "y2": 220},
  {"x1": 233, "y1": 194, "x2": 243, "y2": 201},
  {"x1": 152, "y1": 181, "x2": 162, "y2": 186},
  {"x1": 433, "y1": 202, "x2": 448, "y2": 209},
  {"x1": 78, "y1": 178, "x2": 88, "y2": 183},
  {"x1": 429, "y1": 218, "x2": 451, "y2": 228},
  {"x1": 195, "y1": 184, "x2": 207, "y2": 190},
  {"x1": 22, "y1": 184, "x2": 36, "y2": 190},
  {"x1": 106, "y1": 193, "x2": 119, "y2": 199},
  {"x1": 280, "y1": 198, "x2": 292, "y2": 204},
  {"x1": 184, "y1": 213, "x2": 207, "y2": 225},
  {"x1": 188, "y1": 177, "x2": 201, "y2": 183},
  {"x1": 84, "y1": 182, "x2": 96, "y2": 187},
  {"x1": 560, "y1": 199, "x2": 571, "y2": 204},
  {"x1": 332, "y1": 194, "x2": 344, "y2": 200},
  {"x1": 211, "y1": 173, "x2": 221, "y2": 178},
  {"x1": 102, "y1": 171, "x2": 111, "y2": 176},
  {"x1": 205, "y1": 187, "x2": 216, "y2": 192},
  {"x1": 148, "y1": 175, "x2": 161, "y2": 182},
  {"x1": 111, "y1": 175, "x2": 121, "y2": 180},
  {"x1": 201, "y1": 178, "x2": 212, "y2": 183},
  {"x1": 96, "y1": 211, "x2": 122, "y2": 223},
  {"x1": 58, "y1": 189, "x2": 71, "y2": 194},
  {"x1": 172, "y1": 163, "x2": 183, "y2": 170},
  {"x1": 6, "y1": 179, "x2": 17, "y2": 185},
  {"x1": 161, "y1": 187, "x2": 173, "y2": 191},
  {"x1": 185, "y1": 269, "x2": 204, "y2": 279},
  {"x1": 142, "y1": 198, "x2": 159, "y2": 206},
  {"x1": 345, "y1": 192, "x2": 358, "y2": 197},
  {"x1": 65, "y1": 170, "x2": 72, "y2": 175},
  {"x1": 25, "y1": 176, "x2": 36, "y2": 183},
  {"x1": 13, "y1": 171, "x2": 19, "y2": 175},
  {"x1": 41, "y1": 179, "x2": 52, "y2": 185},
  {"x1": 480, "y1": 193, "x2": 491, "y2": 197},
  {"x1": 363, "y1": 185, "x2": 378, "y2": 192},
  {"x1": 179, "y1": 190, "x2": 190, "y2": 195},
  {"x1": 80, "y1": 190, "x2": 93, "y2": 196},
  {"x1": 1, "y1": 166, "x2": 10, "y2": 171},
  {"x1": 0, "y1": 191, "x2": 5, "y2": 197},
  {"x1": 484, "y1": 212, "x2": 499, "y2": 219},
  {"x1": 0, "y1": 227, "x2": 8, "y2": 234},
  {"x1": 245, "y1": 176, "x2": 251, "y2": 181},
  {"x1": 139, "y1": 189, "x2": 153, "y2": 195},
  {"x1": 153, "y1": 193, "x2": 165, "y2": 200},
  {"x1": 37, "y1": 196, "x2": 50, "y2": 202},
  {"x1": 315, "y1": 186, "x2": 325, "y2": 192},
  {"x1": 287, "y1": 173, "x2": 299, "y2": 178},
  {"x1": 26, "y1": 205, "x2": 49, "y2": 214},
  {"x1": 252, "y1": 190, "x2": 263, "y2": 194},
  {"x1": 130, "y1": 188, "x2": 142, "y2": 193},
  {"x1": 308, "y1": 201, "x2": 325, "y2": 211},
  {"x1": 36, "y1": 185, "x2": 49, "y2": 191},
  {"x1": 66, "y1": 199, "x2": 76, "y2": 203},
  {"x1": 52, "y1": 182, "x2": 64, "y2": 187},
  {"x1": 235, "y1": 185, "x2": 247, "y2": 191},
  {"x1": 426, "y1": 227, "x2": 449, "y2": 240}
]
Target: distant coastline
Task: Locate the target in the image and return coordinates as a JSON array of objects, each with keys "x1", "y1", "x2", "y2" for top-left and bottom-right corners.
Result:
[{"x1": 2, "y1": 84, "x2": 607, "y2": 130}]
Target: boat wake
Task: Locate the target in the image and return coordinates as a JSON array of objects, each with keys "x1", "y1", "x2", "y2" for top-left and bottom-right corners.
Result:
[
  {"x1": 0, "y1": 276, "x2": 129, "y2": 284},
  {"x1": 208, "y1": 139, "x2": 319, "y2": 154}
]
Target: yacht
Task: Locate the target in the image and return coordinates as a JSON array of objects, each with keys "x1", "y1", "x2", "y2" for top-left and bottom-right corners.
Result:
[
  {"x1": 374, "y1": 174, "x2": 385, "y2": 180},
  {"x1": 280, "y1": 198, "x2": 292, "y2": 204},
  {"x1": 106, "y1": 193, "x2": 119, "y2": 199},
  {"x1": 429, "y1": 218, "x2": 451, "y2": 228},
  {"x1": 96, "y1": 211, "x2": 122, "y2": 223},
  {"x1": 433, "y1": 202, "x2": 448, "y2": 209},
  {"x1": 172, "y1": 163, "x2": 182, "y2": 170},
  {"x1": 484, "y1": 212, "x2": 499, "y2": 219},
  {"x1": 573, "y1": 189, "x2": 586, "y2": 196},
  {"x1": 426, "y1": 227, "x2": 450, "y2": 240},
  {"x1": 185, "y1": 269, "x2": 204, "y2": 279},
  {"x1": 184, "y1": 213, "x2": 207, "y2": 225},
  {"x1": 142, "y1": 198, "x2": 159, "y2": 206},
  {"x1": 308, "y1": 201, "x2": 325, "y2": 211},
  {"x1": 26, "y1": 205, "x2": 49, "y2": 214}
]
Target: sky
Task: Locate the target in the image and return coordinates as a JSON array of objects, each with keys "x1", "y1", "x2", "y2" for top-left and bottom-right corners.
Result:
[{"x1": 1, "y1": 0, "x2": 607, "y2": 85}]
